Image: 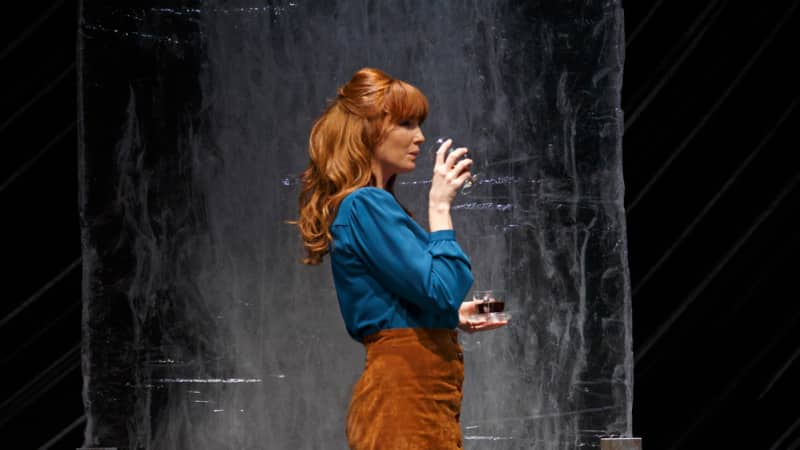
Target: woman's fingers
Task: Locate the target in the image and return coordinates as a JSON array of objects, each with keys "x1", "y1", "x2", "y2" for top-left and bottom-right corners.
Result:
[
  {"x1": 430, "y1": 141, "x2": 472, "y2": 205},
  {"x1": 452, "y1": 167, "x2": 473, "y2": 188},
  {"x1": 440, "y1": 158, "x2": 472, "y2": 186},
  {"x1": 445, "y1": 147, "x2": 468, "y2": 168},
  {"x1": 452, "y1": 158, "x2": 472, "y2": 174},
  {"x1": 452, "y1": 158, "x2": 473, "y2": 177},
  {"x1": 460, "y1": 320, "x2": 509, "y2": 333},
  {"x1": 474, "y1": 320, "x2": 509, "y2": 331},
  {"x1": 435, "y1": 139, "x2": 453, "y2": 167}
]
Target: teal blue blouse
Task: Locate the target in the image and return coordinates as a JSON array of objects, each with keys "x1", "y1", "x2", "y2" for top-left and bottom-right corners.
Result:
[{"x1": 330, "y1": 187, "x2": 474, "y2": 342}]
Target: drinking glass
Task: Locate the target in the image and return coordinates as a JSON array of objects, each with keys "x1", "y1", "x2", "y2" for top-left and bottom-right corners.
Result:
[{"x1": 468, "y1": 289, "x2": 511, "y2": 323}]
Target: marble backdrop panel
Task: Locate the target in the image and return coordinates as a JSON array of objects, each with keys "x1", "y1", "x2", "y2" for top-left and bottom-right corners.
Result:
[{"x1": 79, "y1": 1, "x2": 629, "y2": 448}]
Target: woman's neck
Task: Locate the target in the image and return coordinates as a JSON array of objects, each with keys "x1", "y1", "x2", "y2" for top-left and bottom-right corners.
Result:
[{"x1": 370, "y1": 163, "x2": 394, "y2": 189}]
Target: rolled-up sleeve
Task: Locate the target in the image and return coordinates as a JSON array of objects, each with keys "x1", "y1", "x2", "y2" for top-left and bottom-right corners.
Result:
[{"x1": 343, "y1": 189, "x2": 473, "y2": 314}]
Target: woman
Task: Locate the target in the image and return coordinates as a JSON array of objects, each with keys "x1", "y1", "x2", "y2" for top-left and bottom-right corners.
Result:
[{"x1": 295, "y1": 67, "x2": 508, "y2": 449}]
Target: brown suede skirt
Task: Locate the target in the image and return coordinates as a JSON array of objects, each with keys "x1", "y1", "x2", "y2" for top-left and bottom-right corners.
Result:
[{"x1": 346, "y1": 328, "x2": 465, "y2": 450}]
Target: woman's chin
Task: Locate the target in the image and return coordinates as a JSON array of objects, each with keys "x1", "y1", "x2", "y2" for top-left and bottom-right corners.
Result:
[{"x1": 398, "y1": 164, "x2": 416, "y2": 173}]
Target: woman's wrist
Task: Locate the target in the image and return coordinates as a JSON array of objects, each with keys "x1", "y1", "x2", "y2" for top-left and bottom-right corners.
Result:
[
  {"x1": 428, "y1": 202, "x2": 453, "y2": 232},
  {"x1": 428, "y1": 200, "x2": 451, "y2": 214}
]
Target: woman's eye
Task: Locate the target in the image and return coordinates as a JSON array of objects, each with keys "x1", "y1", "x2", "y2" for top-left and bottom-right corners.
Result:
[{"x1": 398, "y1": 120, "x2": 411, "y2": 127}]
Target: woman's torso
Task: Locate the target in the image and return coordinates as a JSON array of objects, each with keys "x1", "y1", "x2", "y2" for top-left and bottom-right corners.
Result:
[{"x1": 329, "y1": 187, "x2": 473, "y2": 342}]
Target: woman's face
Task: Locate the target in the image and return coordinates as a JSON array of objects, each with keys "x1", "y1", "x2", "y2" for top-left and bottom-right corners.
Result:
[{"x1": 371, "y1": 119, "x2": 425, "y2": 183}]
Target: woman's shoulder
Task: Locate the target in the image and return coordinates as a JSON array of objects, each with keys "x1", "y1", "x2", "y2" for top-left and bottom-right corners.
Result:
[
  {"x1": 334, "y1": 187, "x2": 400, "y2": 226},
  {"x1": 350, "y1": 186, "x2": 393, "y2": 198},
  {"x1": 341, "y1": 187, "x2": 396, "y2": 210}
]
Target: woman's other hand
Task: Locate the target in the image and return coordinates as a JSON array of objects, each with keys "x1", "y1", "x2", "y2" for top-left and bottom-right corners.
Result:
[{"x1": 457, "y1": 300, "x2": 509, "y2": 333}]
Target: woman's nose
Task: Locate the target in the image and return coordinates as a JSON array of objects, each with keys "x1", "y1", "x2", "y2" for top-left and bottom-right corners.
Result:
[{"x1": 414, "y1": 128, "x2": 425, "y2": 144}]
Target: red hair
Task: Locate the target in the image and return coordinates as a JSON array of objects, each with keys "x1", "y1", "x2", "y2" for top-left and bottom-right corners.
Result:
[{"x1": 294, "y1": 68, "x2": 428, "y2": 265}]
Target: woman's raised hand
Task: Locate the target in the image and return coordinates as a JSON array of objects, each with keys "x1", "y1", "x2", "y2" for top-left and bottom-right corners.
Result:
[{"x1": 429, "y1": 139, "x2": 473, "y2": 209}]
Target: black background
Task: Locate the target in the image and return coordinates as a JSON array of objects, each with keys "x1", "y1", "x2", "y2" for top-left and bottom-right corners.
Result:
[{"x1": 1, "y1": 1, "x2": 798, "y2": 448}]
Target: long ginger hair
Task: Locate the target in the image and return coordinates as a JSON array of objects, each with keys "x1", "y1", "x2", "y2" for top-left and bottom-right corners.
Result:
[{"x1": 295, "y1": 68, "x2": 428, "y2": 265}]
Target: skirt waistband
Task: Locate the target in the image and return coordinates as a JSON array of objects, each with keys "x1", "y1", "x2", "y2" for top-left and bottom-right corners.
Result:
[{"x1": 362, "y1": 327, "x2": 458, "y2": 346}]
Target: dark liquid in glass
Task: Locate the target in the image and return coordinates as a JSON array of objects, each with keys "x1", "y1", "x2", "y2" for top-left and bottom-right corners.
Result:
[{"x1": 477, "y1": 301, "x2": 505, "y2": 314}]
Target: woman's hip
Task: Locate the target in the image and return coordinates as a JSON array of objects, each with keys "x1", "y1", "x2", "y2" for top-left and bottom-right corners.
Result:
[
  {"x1": 347, "y1": 328, "x2": 465, "y2": 449},
  {"x1": 361, "y1": 328, "x2": 464, "y2": 380}
]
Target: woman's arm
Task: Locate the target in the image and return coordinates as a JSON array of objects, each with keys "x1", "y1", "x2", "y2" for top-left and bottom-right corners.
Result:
[
  {"x1": 341, "y1": 188, "x2": 473, "y2": 315},
  {"x1": 427, "y1": 139, "x2": 510, "y2": 332}
]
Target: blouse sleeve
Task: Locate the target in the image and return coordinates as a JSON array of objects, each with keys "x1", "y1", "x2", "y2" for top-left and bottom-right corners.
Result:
[{"x1": 342, "y1": 188, "x2": 474, "y2": 314}]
